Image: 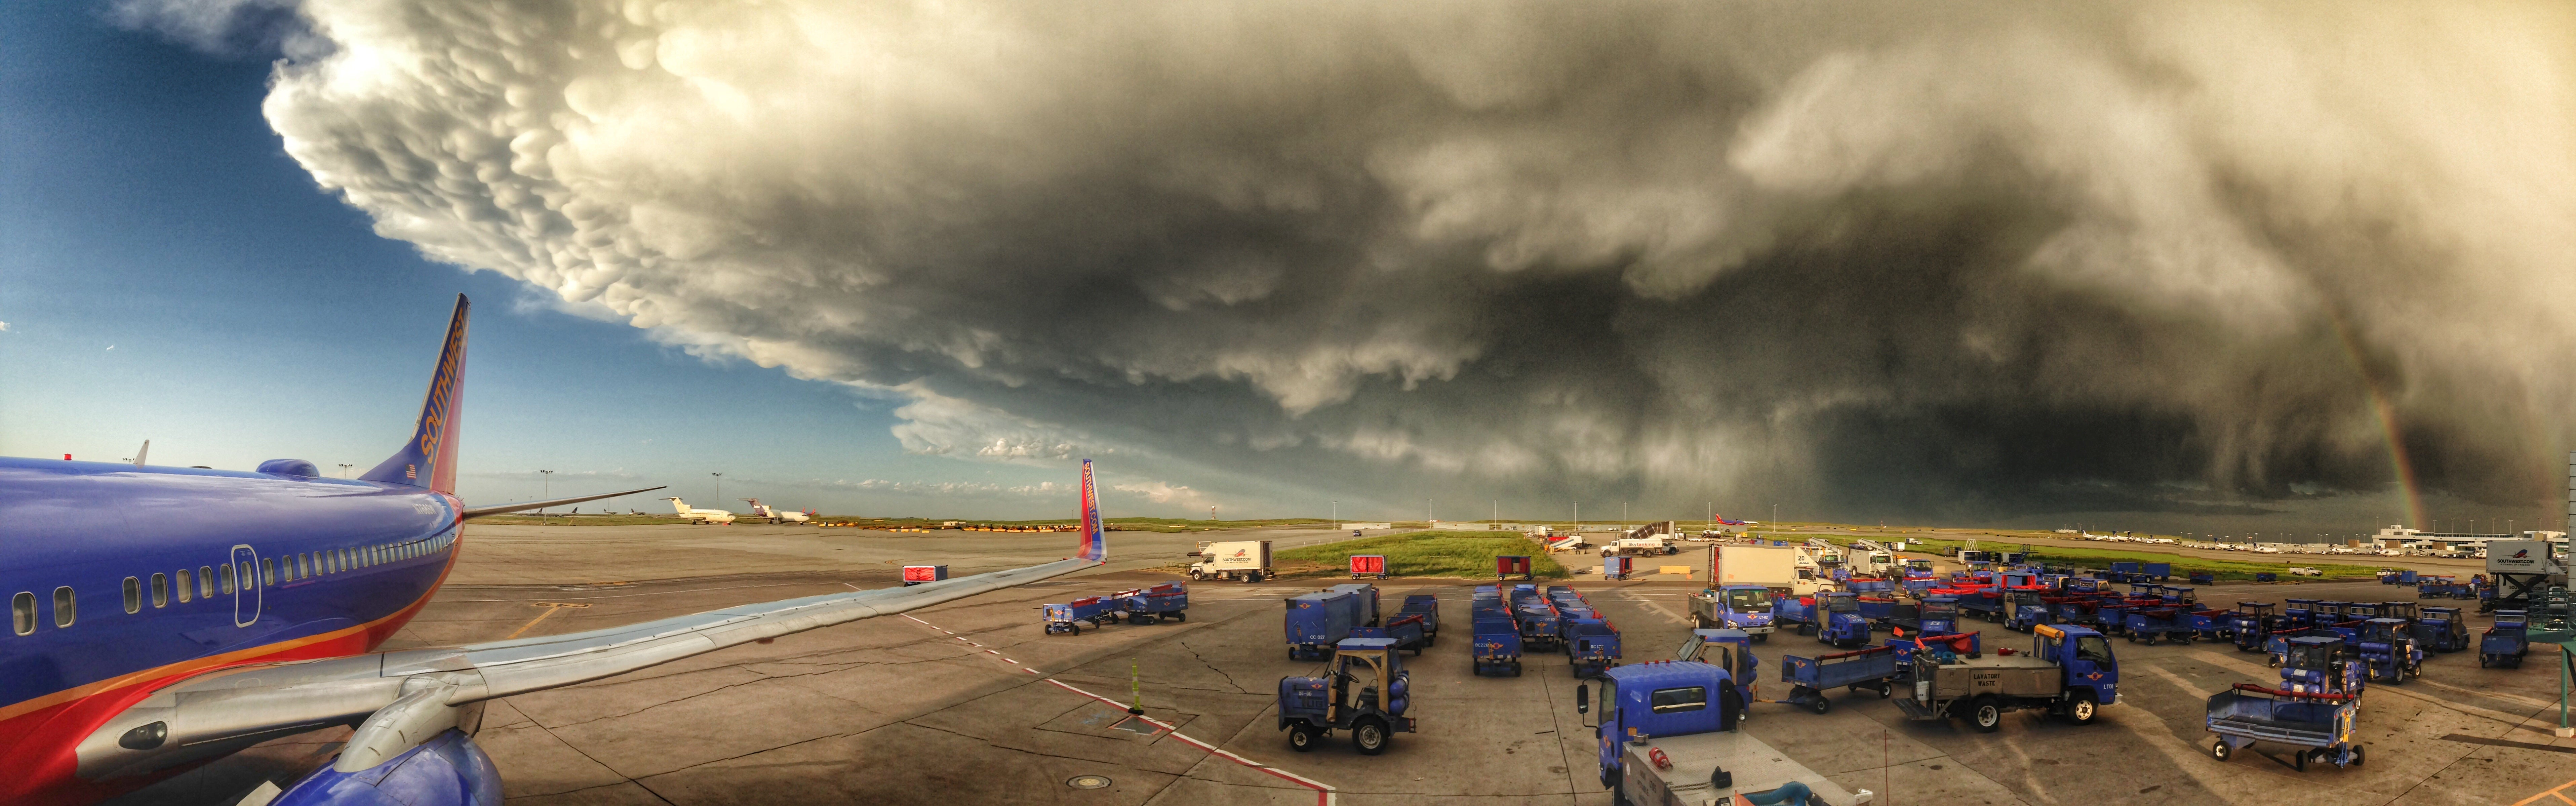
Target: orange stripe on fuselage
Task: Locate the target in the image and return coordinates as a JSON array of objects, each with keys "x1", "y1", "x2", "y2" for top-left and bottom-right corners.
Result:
[{"x1": 0, "y1": 511, "x2": 465, "y2": 806}]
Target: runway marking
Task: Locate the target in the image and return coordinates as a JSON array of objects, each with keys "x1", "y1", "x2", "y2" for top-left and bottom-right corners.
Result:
[
  {"x1": 898, "y1": 612, "x2": 1337, "y2": 805},
  {"x1": 2513, "y1": 777, "x2": 2576, "y2": 806}
]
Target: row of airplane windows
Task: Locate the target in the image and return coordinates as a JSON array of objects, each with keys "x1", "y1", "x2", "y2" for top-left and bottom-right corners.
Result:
[{"x1": 6, "y1": 531, "x2": 455, "y2": 637}]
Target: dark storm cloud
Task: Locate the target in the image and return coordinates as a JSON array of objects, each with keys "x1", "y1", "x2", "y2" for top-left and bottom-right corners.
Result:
[{"x1": 252, "y1": 0, "x2": 2576, "y2": 518}]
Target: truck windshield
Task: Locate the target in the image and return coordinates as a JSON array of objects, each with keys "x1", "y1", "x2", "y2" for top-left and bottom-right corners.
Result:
[
  {"x1": 1825, "y1": 597, "x2": 1859, "y2": 613},
  {"x1": 1723, "y1": 589, "x2": 1771, "y2": 610},
  {"x1": 2076, "y1": 636, "x2": 2114, "y2": 664},
  {"x1": 1598, "y1": 679, "x2": 1618, "y2": 716}
]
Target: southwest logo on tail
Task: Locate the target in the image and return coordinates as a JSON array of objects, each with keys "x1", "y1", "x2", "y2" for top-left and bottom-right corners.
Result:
[
  {"x1": 358, "y1": 294, "x2": 469, "y2": 494},
  {"x1": 1078, "y1": 459, "x2": 1108, "y2": 562}
]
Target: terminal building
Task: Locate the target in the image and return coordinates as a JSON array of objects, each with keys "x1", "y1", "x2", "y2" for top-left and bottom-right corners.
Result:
[{"x1": 2370, "y1": 525, "x2": 2568, "y2": 556}]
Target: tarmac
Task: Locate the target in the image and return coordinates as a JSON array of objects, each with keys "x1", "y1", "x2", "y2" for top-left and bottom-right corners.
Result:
[{"x1": 105, "y1": 525, "x2": 2576, "y2": 806}]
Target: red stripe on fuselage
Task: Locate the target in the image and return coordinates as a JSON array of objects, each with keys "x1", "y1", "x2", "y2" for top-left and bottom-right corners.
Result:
[{"x1": 0, "y1": 509, "x2": 466, "y2": 806}]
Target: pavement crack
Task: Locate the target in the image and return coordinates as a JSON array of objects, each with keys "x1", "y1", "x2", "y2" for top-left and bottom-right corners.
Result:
[{"x1": 1180, "y1": 640, "x2": 1251, "y2": 694}]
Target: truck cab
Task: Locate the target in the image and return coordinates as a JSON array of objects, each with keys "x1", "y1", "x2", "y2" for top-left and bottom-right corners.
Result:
[
  {"x1": 1277, "y1": 637, "x2": 1416, "y2": 755},
  {"x1": 1676, "y1": 629, "x2": 1759, "y2": 708},
  {"x1": 2355, "y1": 618, "x2": 2422, "y2": 683},
  {"x1": 1577, "y1": 662, "x2": 1871, "y2": 805},
  {"x1": 1690, "y1": 585, "x2": 1777, "y2": 640},
  {"x1": 1819, "y1": 593, "x2": 1871, "y2": 649}
]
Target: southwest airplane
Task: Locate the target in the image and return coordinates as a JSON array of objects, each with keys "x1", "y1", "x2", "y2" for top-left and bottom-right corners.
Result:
[{"x1": 0, "y1": 296, "x2": 1111, "y2": 806}]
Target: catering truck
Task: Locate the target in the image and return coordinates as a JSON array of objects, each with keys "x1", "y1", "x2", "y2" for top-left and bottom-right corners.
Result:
[
  {"x1": 1890, "y1": 623, "x2": 2120, "y2": 732},
  {"x1": 1577, "y1": 662, "x2": 1872, "y2": 806},
  {"x1": 1189, "y1": 540, "x2": 1273, "y2": 582}
]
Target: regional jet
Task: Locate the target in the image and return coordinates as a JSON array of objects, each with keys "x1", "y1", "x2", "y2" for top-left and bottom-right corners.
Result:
[
  {"x1": 662, "y1": 495, "x2": 738, "y2": 523},
  {"x1": 0, "y1": 295, "x2": 1111, "y2": 805}
]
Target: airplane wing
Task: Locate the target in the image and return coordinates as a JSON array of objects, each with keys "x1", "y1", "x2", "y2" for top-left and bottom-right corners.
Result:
[
  {"x1": 72, "y1": 554, "x2": 1099, "y2": 780},
  {"x1": 457, "y1": 485, "x2": 668, "y2": 519}
]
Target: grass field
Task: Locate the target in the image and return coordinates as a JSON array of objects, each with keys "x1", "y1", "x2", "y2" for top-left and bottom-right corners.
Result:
[
  {"x1": 1838, "y1": 536, "x2": 2384, "y2": 581},
  {"x1": 820, "y1": 517, "x2": 1336, "y2": 533},
  {"x1": 472, "y1": 515, "x2": 697, "y2": 526},
  {"x1": 1270, "y1": 530, "x2": 1567, "y2": 579}
]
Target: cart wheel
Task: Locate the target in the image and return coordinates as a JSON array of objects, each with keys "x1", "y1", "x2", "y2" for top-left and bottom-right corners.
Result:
[
  {"x1": 1171, "y1": 611, "x2": 1187, "y2": 622},
  {"x1": 1878, "y1": 681, "x2": 1894, "y2": 699},
  {"x1": 2307, "y1": 749, "x2": 2332, "y2": 767},
  {"x1": 1809, "y1": 695, "x2": 1832, "y2": 715},
  {"x1": 1969, "y1": 697, "x2": 2003, "y2": 733},
  {"x1": 1352, "y1": 718, "x2": 1390, "y2": 756},
  {"x1": 1512, "y1": 661, "x2": 1523, "y2": 677},
  {"x1": 2349, "y1": 744, "x2": 2366, "y2": 767},
  {"x1": 1068, "y1": 623, "x2": 1081, "y2": 635},
  {"x1": 2209, "y1": 738, "x2": 2231, "y2": 761},
  {"x1": 1287, "y1": 723, "x2": 1319, "y2": 752}
]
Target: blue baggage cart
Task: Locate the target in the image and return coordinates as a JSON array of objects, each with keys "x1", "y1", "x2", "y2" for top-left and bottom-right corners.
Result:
[
  {"x1": 1778, "y1": 644, "x2": 1900, "y2": 714},
  {"x1": 2480, "y1": 610, "x2": 2530, "y2": 668},
  {"x1": 1113, "y1": 582, "x2": 1190, "y2": 624},
  {"x1": 1472, "y1": 615, "x2": 1524, "y2": 676},
  {"x1": 2124, "y1": 607, "x2": 2187, "y2": 645},
  {"x1": 2206, "y1": 683, "x2": 2363, "y2": 771},
  {"x1": 1045, "y1": 596, "x2": 1115, "y2": 635}
]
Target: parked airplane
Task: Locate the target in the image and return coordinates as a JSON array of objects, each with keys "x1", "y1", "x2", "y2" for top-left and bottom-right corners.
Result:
[
  {"x1": 0, "y1": 295, "x2": 1111, "y2": 806},
  {"x1": 742, "y1": 499, "x2": 812, "y2": 524},
  {"x1": 662, "y1": 496, "x2": 737, "y2": 524}
]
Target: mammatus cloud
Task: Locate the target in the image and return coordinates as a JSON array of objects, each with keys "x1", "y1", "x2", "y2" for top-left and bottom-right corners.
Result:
[{"x1": 247, "y1": 1, "x2": 2576, "y2": 521}]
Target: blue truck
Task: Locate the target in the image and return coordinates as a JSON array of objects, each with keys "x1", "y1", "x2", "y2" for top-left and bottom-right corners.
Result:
[
  {"x1": 2206, "y1": 636, "x2": 2365, "y2": 771},
  {"x1": 1575, "y1": 663, "x2": 1871, "y2": 805},
  {"x1": 1564, "y1": 618, "x2": 1623, "y2": 678},
  {"x1": 1689, "y1": 585, "x2": 1778, "y2": 640},
  {"x1": 1278, "y1": 637, "x2": 1416, "y2": 755},
  {"x1": 2355, "y1": 618, "x2": 2422, "y2": 684},
  {"x1": 2414, "y1": 605, "x2": 2469, "y2": 652},
  {"x1": 1891, "y1": 624, "x2": 2119, "y2": 731},
  {"x1": 1396, "y1": 594, "x2": 1439, "y2": 645},
  {"x1": 1286, "y1": 588, "x2": 1365, "y2": 660},
  {"x1": 1674, "y1": 629, "x2": 1759, "y2": 709},
  {"x1": 1817, "y1": 593, "x2": 1872, "y2": 649},
  {"x1": 1470, "y1": 586, "x2": 1523, "y2": 676},
  {"x1": 2481, "y1": 609, "x2": 2531, "y2": 668},
  {"x1": 1110, "y1": 582, "x2": 1189, "y2": 624}
]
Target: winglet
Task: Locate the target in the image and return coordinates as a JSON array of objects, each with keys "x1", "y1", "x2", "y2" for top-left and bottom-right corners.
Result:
[
  {"x1": 360, "y1": 295, "x2": 469, "y2": 493},
  {"x1": 1078, "y1": 459, "x2": 1107, "y2": 562}
]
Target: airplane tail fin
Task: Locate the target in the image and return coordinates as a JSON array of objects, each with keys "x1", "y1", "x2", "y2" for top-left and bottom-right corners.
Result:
[
  {"x1": 359, "y1": 295, "x2": 470, "y2": 493},
  {"x1": 1077, "y1": 459, "x2": 1107, "y2": 562},
  {"x1": 132, "y1": 440, "x2": 148, "y2": 468}
]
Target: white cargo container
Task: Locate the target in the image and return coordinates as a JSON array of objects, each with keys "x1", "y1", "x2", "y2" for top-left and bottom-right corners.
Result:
[{"x1": 1708, "y1": 545, "x2": 1830, "y2": 596}]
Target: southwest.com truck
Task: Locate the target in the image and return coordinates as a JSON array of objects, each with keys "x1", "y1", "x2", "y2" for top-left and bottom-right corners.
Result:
[{"x1": 1689, "y1": 544, "x2": 1835, "y2": 639}]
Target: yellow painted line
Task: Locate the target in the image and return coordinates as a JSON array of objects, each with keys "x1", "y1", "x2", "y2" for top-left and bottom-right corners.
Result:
[
  {"x1": 2512, "y1": 777, "x2": 2576, "y2": 806},
  {"x1": 503, "y1": 602, "x2": 589, "y2": 640}
]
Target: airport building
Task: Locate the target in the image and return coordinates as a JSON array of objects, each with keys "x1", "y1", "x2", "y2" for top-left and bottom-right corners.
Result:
[{"x1": 2370, "y1": 524, "x2": 2569, "y2": 556}]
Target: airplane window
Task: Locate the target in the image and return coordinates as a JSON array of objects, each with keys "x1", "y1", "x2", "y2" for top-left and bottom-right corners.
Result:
[
  {"x1": 239, "y1": 561, "x2": 252, "y2": 588},
  {"x1": 151, "y1": 573, "x2": 168, "y2": 608},
  {"x1": 261, "y1": 558, "x2": 275, "y2": 586},
  {"x1": 10, "y1": 592, "x2": 32, "y2": 635},
  {"x1": 199, "y1": 566, "x2": 214, "y2": 598},
  {"x1": 220, "y1": 564, "x2": 236, "y2": 595},
  {"x1": 52, "y1": 586, "x2": 75, "y2": 628},
  {"x1": 123, "y1": 577, "x2": 141, "y2": 614},
  {"x1": 176, "y1": 569, "x2": 193, "y2": 603}
]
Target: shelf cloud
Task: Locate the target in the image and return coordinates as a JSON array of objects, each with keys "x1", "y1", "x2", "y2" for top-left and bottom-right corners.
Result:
[{"x1": 248, "y1": 0, "x2": 2576, "y2": 521}]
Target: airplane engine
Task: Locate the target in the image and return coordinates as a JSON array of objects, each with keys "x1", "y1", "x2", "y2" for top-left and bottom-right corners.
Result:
[{"x1": 270, "y1": 729, "x2": 501, "y2": 806}]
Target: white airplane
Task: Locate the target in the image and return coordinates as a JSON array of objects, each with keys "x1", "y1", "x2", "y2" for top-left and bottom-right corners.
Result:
[
  {"x1": 664, "y1": 496, "x2": 737, "y2": 524},
  {"x1": 742, "y1": 498, "x2": 812, "y2": 524}
]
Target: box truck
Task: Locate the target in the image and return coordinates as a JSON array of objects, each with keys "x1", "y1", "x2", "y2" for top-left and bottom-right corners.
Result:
[{"x1": 1190, "y1": 540, "x2": 1273, "y2": 582}]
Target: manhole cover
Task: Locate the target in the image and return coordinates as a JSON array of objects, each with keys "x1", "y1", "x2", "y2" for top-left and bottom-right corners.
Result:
[{"x1": 1066, "y1": 775, "x2": 1112, "y2": 790}]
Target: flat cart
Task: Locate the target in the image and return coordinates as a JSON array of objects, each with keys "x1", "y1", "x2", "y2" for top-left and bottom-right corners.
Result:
[
  {"x1": 2184, "y1": 609, "x2": 2233, "y2": 641},
  {"x1": 1113, "y1": 583, "x2": 1189, "y2": 624},
  {"x1": 2206, "y1": 684, "x2": 2363, "y2": 771},
  {"x1": 1496, "y1": 555, "x2": 1534, "y2": 581},
  {"x1": 2481, "y1": 610, "x2": 2530, "y2": 668},
  {"x1": 1778, "y1": 645, "x2": 1900, "y2": 714},
  {"x1": 1044, "y1": 596, "x2": 1116, "y2": 635},
  {"x1": 2189, "y1": 572, "x2": 2217, "y2": 586},
  {"x1": 2053, "y1": 597, "x2": 2101, "y2": 628},
  {"x1": 2124, "y1": 608, "x2": 2187, "y2": 645}
]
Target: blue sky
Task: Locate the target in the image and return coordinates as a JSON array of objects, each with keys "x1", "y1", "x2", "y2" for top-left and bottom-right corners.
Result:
[{"x1": 0, "y1": 5, "x2": 1098, "y2": 519}]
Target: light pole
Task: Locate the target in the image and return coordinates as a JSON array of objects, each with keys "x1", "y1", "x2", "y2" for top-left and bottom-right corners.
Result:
[
  {"x1": 539, "y1": 470, "x2": 554, "y2": 522},
  {"x1": 1332, "y1": 500, "x2": 1338, "y2": 529},
  {"x1": 338, "y1": 464, "x2": 354, "y2": 478},
  {"x1": 711, "y1": 473, "x2": 723, "y2": 511},
  {"x1": 1426, "y1": 499, "x2": 1432, "y2": 526}
]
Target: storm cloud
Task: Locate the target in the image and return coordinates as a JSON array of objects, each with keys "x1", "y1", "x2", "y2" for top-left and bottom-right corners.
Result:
[{"x1": 250, "y1": 0, "x2": 2576, "y2": 521}]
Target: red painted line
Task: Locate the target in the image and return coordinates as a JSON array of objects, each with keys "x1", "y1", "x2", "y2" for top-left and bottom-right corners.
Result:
[{"x1": 1045, "y1": 678, "x2": 1335, "y2": 805}]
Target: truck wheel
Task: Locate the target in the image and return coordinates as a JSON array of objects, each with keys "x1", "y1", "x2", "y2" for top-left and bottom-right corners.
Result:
[
  {"x1": 1171, "y1": 611, "x2": 1187, "y2": 622},
  {"x1": 1809, "y1": 696, "x2": 1831, "y2": 715},
  {"x1": 1878, "y1": 681, "x2": 1894, "y2": 699},
  {"x1": 2209, "y1": 738, "x2": 2232, "y2": 761},
  {"x1": 1189, "y1": 570, "x2": 1204, "y2": 581},
  {"x1": 1692, "y1": 614, "x2": 1710, "y2": 629},
  {"x1": 1969, "y1": 697, "x2": 2003, "y2": 733},
  {"x1": 1754, "y1": 633, "x2": 1769, "y2": 643},
  {"x1": 1352, "y1": 719, "x2": 1390, "y2": 755},
  {"x1": 1512, "y1": 661, "x2": 1523, "y2": 677},
  {"x1": 2065, "y1": 694, "x2": 2099, "y2": 724},
  {"x1": 1287, "y1": 723, "x2": 1319, "y2": 752}
]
